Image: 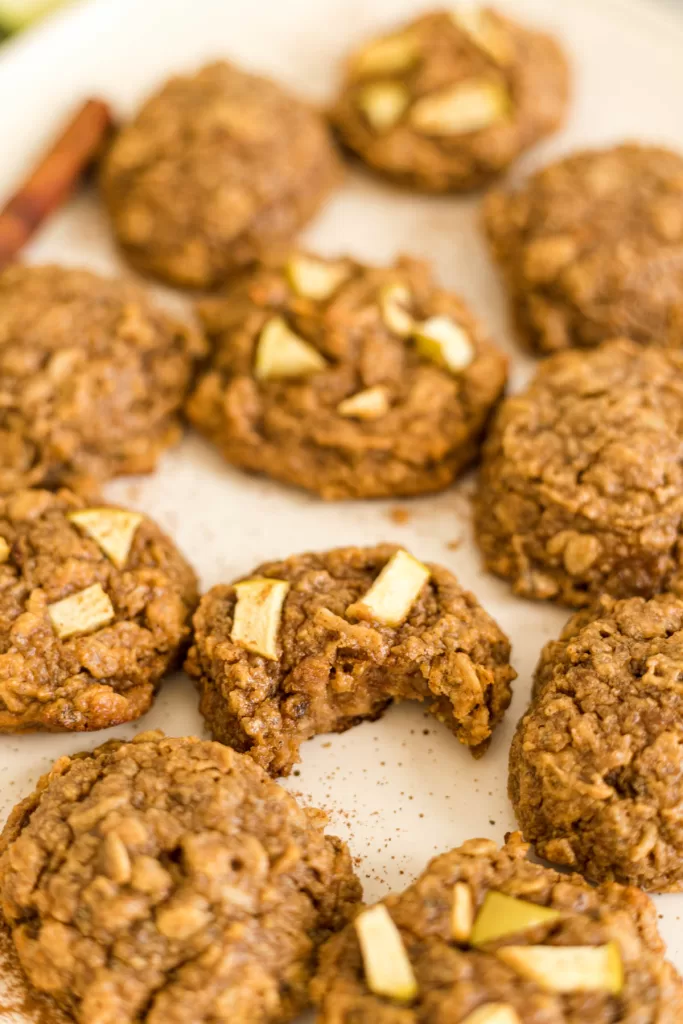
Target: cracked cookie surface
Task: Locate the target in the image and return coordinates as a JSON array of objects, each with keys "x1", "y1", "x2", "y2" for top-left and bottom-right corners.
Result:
[
  {"x1": 474, "y1": 338, "x2": 683, "y2": 607},
  {"x1": 101, "y1": 62, "x2": 341, "y2": 288},
  {"x1": 185, "y1": 544, "x2": 515, "y2": 776},
  {"x1": 331, "y1": 8, "x2": 569, "y2": 192},
  {"x1": 0, "y1": 732, "x2": 361, "y2": 1024},
  {"x1": 312, "y1": 832, "x2": 683, "y2": 1023},
  {"x1": 510, "y1": 594, "x2": 683, "y2": 892},
  {"x1": 0, "y1": 264, "x2": 203, "y2": 493},
  {"x1": 187, "y1": 252, "x2": 508, "y2": 499},
  {"x1": 484, "y1": 144, "x2": 683, "y2": 353},
  {"x1": 0, "y1": 488, "x2": 197, "y2": 732}
]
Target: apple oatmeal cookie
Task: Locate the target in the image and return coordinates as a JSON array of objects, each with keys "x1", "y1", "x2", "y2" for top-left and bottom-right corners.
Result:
[
  {"x1": 187, "y1": 251, "x2": 508, "y2": 499},
  {"x1": 0, "y1": 732, "x2": 361, "y2": 1024},
  {"x1": 0, "y1": 488, "x2": 197, "y2": 732},
  {"x1": 312, "y1": 832, "x2": 683, "y2": 1023},
  {"x1": 185, "y1": 544, "x2": 515, "y2": 776},
  {"x1": 330, "y1": 8, "x2": 569, "y2": 192}
]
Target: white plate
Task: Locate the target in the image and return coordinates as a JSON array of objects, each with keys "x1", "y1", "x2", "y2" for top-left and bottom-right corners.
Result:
[{"x1": 1, "y1": 0, "x2": 683, "y2": 1018}]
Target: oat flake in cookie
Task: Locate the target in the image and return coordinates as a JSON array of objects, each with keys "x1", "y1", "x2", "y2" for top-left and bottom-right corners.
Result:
[
  {"x1": 312, "y1": 832, "x2": 683, "y2": 1023},
  {"x1": 101, "y1": 62, "x2": 341, "y2": 289},
  {"x1": 187, "y1": 252, "x2": 508, "y2": 499},
  {"x1": 0, "y1": 732, "x2": 361, "y2": 1024},
  {"x1": 0, "y1": 264, "x2": 204, "y2": 493},
  {"x1": 484, "y1": 144, "x2": 683, "y2": 353},
  {"x1": 474, "y1": 338, "x2": 683, "y2": 607},
  {"x1": 330, "y1": 8, "x2": 569, "y2": 192},
  {"x1": 510, "y1": 593, "x2": 683, "y2": 892},
  {"x1": 0, "y1": 488, "x2": 197, "y2": 732},
  {"x1": 185, "y1": 544, "x2": 515, "y2": 777}
]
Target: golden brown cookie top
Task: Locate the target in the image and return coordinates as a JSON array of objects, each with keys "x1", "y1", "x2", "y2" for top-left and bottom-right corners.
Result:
[
  {"x1": 484, "y1": 143, "x2": 683, "y2": 352},
  {"x1": 0, "y1": 732, "x2": 361, "y2": 1024},
  {"x1": 0, "y1": 263, "x2": 203, "y2": 493},
  {"x1": 0, "y1": 488, "x2": 197, "y2": 732},
  {"x1": 187, "y1": 251, "x2": 508, "y2": 499},
  {"x1": 312, "y1": 832, "x2": 682, "y2": 1023},
  {"x1": 331, "y1": 7, "x2": 569, "y2": 192},
  {"x1": 101, "y1": 61, "x2": 341, "y2": 287},
  {"x1": 186, "y1": 544, "x2": 515, "y2": 775}
]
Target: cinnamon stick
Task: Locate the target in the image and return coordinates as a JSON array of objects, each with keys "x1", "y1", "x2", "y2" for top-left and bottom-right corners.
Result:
[{"x1": 0, "y1": 98, "x2": 113, "y2": 268}]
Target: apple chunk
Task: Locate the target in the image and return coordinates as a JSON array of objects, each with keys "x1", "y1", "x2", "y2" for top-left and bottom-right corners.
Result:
[
  {"x1": 471, "y1": 892, "x2": 560, "y2": 947},
  {"x1": 69, "y1": 508, "x2": 143, "y2": 570},
  {"x1": 452, "y1": 882, "x2": 474, "y2": 942},
  {"x1": 355, "y1": 904, "x2": 418, "y2": 1003},
  {"x1": 415, "y1": 316, "x2": 474, "y2": 373},
  {"x1": 338, "y1": 386, "x2": 390, "y2": 420},
  {"x1": 286, "y1": 255, "x2": 351, "y2": 300},
  {"x1": 497, "y1": 942, "x2": 624, "y2": 995},
  {"x1": 347, "y1": 549, "x2": 430, "y2": 627},
  {"x1": 380, "y1": 283, "x2": 414, "y2": 337},
  {"x1": 451, "y1": 7, "x2": 514, "y2": 65},
  {"x1": 255, "y1": 317, "x2": 327, "y2": 380},
  {"x1": 357, "y1": 83, "x2": 409, "y2": 132},
  {"x1": 410, "y1": 79, "x2": 510, "y2": 135},
  {"x1": 461, "y1": 1004, "x2": 521, "y2": 1024},
  {"x1": 353, "y1": 31, "x2": 421, "y2": 77},
  {"x1": 231, "y1": 578, "x2": 290, "y2": 660},
  {"x1": 47, "y1": 583, "x2": 115, "y2": 640}
]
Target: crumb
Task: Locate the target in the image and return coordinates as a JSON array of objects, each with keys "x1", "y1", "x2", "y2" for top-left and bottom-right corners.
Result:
[{"x1": 389, "y1": 506, "x2": 411, "y2": 525}]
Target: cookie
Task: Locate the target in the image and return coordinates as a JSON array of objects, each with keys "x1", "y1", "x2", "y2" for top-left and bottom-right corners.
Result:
[
  {"x1": 187, "y1": 251, "x2": 508, "y2": 499},
  {"x1": 484, "y1": 144, "x2": 683, "y2": 353},
  {"x1": 101, "y1": 62, "x2": 341, "y2": 289},
  {"x1": 0, "y1": 732, "x2": 361, "y2": 1024},
  {"x1": 185, "y1": 544, "x2": 515, "y2": 776},
  {"x1": 0, "y1": 264, "x2": 204, "y2": 493},
  {"x1": 312, "y1": 832, "x2": 682, "y2": 1023},
  {"x1": 510, "y1": 593, "x2": 683, "y2": 892},
  {"x1": 474, "y1": 338, "x2": 683, "y2": 607},
  {"x1": 330, "y1": 8, "x2": 569, "y2": 193},
  {"x1": 0, "y1": 488, "x2": 198, "y2": 732}
]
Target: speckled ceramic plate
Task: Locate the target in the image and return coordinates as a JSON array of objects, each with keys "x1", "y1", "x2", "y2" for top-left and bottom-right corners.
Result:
[{"x1": 1, "y1": 0, "x2": 683, "y2": 1017}]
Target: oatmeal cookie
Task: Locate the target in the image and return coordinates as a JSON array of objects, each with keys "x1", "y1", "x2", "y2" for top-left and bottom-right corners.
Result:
[
  {"x1": 510, "y1": 593, "x2": 683, "y2": 892},
  {"x1": 0, "y1": 488, "x2": 197, "y2": 732},
  {"x1": 312, "y1": 832, "x2": 683, "y2": 1023},
  {"x1": 484, "y1": 144, "x2": 683, "y2": 353},
  {"x1": 0, "y1": 264, "x2": 204, "y2": 493},
  {"x1": 101, "y1": 62, "x2": 341, "y2": 289},
  {"x1": 187, "y1": 251, "x2": 508, "y2": 499},
  {"x1": 330, "y1": 8, "x2": 569, "y2": 192},
  {"x1": 0, "y1": 732, "x2": 361, "y2": 1024},
  {"x1": 474, "y1": 338, "x2": 683, "y2": 607},
  {"x1": 185, "y1": 544, "x2": 515, "y2": 776}
]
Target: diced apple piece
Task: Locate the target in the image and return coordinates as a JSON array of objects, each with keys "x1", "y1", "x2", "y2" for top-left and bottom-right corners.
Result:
[
  {"x1": 48, "y1": 583, "x2": 115, "y2": 640},
  {"x1": 461, "y1": 1004, "x2": 521, "y2": 1024},
  {"x1": 497, "y1": 942, "x2": 623, "y2": 995},
  {"x1": 471, "y1": 892, "x2": 561, "y2": 947},
  {"x1": 347, "y1": 549, "x2": 430, "y2": 627},
  {"x1": 255, "y1": 317, "x2": 327, "y2": 380},
  {"x1": 415, "y1": 316, "x2": 475, "y2": 373},
  {"x1": 286, "y1": 255, "x2": 351, "y2": 300},
  {"x1": 380, "y1": 283, "x2": 414, "y2": 337},
  {"x1": 355, "y1": 904, "x2": 418, "y2": 1003},
  {"x1": 0, "y1": 0, "x2": 67, "y2": 32},
  {"x1": 0, "y1": 537, "x2": 9, "y2": 563},
  {"x1": 410, "y1": 79, "x2": 510, "y2": 135},
  {"x1": 452, "y1": 882, "x2": 474, "y2": 942},
  {"x1": 451, "y1": 7, "x2": 514, "y2": 65},
  {"x1": 353, "y1": 31, "x2": 421, "y2": 77},
  {"x1": 231, "y1": 578, "x2": 290, "y2": 661},
  {"x1": 338, "y1": 386, "x2": 390, "y2": 420},
  {"x1": 68, "y1": 508, "x2": 143, "y2": 570},
  {"x1": 357, "y1": 82, "x2": 409, "y2": 132}
]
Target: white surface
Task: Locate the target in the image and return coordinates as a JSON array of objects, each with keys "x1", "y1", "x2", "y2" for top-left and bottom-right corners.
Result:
[{"x1": 1, "y1": 0, "x2": 683, "y2": 1017}]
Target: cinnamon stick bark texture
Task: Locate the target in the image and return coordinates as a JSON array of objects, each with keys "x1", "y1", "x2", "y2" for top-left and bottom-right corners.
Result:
[{"x1": 0, "y1": 98, "x2": 112, "y2": 268}]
